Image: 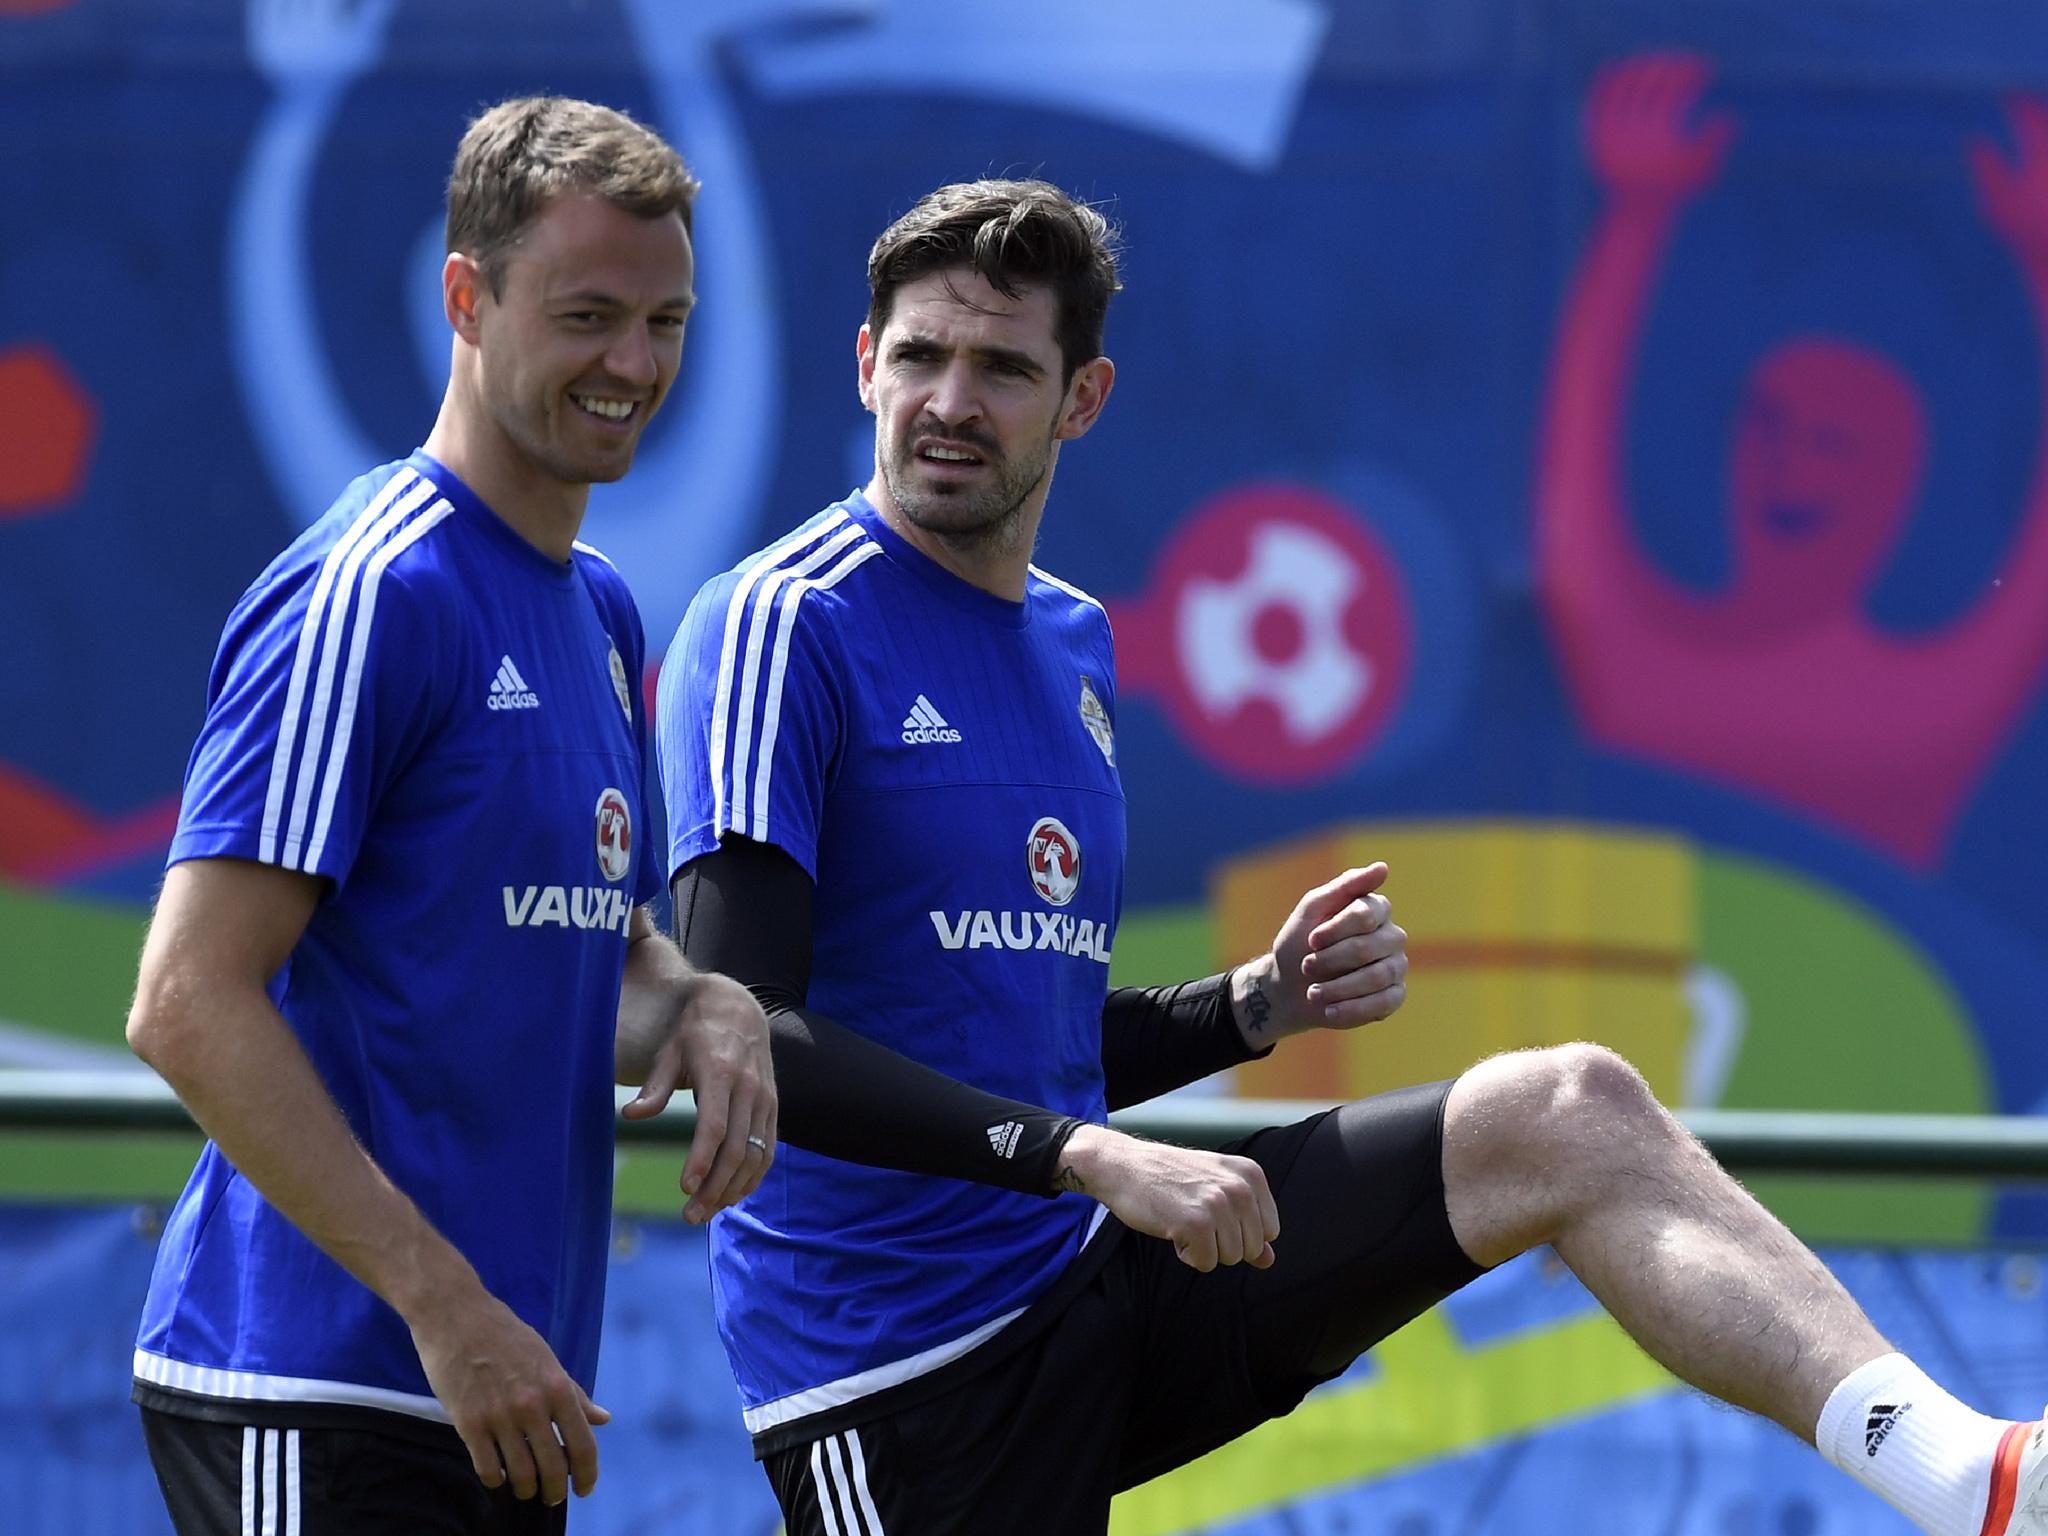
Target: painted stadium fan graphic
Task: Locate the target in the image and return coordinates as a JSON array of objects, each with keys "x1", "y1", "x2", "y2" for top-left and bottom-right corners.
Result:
[
  {"x1": 1537, "y1": 52, "x2": 2048, "y2": 868},
  {"x1": 230, "y1": 0, "x2": 1330, "y2": 650}
]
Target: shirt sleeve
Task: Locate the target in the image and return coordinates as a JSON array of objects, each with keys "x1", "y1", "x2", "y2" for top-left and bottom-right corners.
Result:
[
  {"x1": 172, "y1": 552, "x2": 439, "y2": 890},
  {"x1": 655, "y1": 566, "x2": 842, "y2": 882}
]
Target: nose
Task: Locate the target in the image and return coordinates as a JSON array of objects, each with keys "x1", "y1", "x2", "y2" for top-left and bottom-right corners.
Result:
[
  {"x1": 924, "y1": 360, "x2": 980, "y2": 428},
  {"x1": 604, "y1": 323, "x2": 659, "y2": 390}
]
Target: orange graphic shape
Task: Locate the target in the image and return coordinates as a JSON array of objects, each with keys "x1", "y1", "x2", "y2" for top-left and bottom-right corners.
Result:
[
  {"x1": 0, "y1": 345, "x2": 97, "y2": 516},
  {"x1": 1222, "y1": 822, "x2": 1696, "y2": 1103}
]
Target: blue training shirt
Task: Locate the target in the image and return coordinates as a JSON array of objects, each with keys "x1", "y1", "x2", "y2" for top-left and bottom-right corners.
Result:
[
  {"x1": 134, "y1": 451, "x2": 657, "y2": 1428},
  {"x1": 657, "y1": 490, "x2": 1125, "y2": 1443}
]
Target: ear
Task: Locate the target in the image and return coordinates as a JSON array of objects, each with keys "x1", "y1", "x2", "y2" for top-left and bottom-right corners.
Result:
[
  {"x1": 856, "y1": 322, "x2": 878, "y2": 413},
  {"x1": 444, "y1": 253, "x2": 485, "y2": 344},
  {"x1": 1054, "y1": 356, "x2": 1115, "y2": 443}
]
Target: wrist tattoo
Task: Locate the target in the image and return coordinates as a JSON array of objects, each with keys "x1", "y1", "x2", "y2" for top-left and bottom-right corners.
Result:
[
  {"x1": 1243, "y1": 982, "x2": 1273, "y2": 1036},
  {"x1": 1055, "y1": 1165, "x2": 1089, "y2": 1195}
]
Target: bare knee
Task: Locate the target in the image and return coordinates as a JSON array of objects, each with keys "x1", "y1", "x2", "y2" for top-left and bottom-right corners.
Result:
[
  {"x1": 1458, "y1": 1041, "x2": 1662, "y2": 1139},
  {"x1": 1443, "y1": 1042, "x2": 1677, "y2": 1262}
]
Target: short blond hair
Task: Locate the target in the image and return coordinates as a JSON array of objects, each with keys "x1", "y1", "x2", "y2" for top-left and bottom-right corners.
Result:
[{"x1": 446, "y1": 96, "x2": 698, "y2": 296}]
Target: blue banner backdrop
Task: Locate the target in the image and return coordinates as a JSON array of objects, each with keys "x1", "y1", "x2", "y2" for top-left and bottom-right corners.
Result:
[
  {"x1": 10, "y1": 0, "x2": 2048, "y2": 1529},
  {"x1": 11, "y1": 4, "x2": 2048, "y2": 1195}
]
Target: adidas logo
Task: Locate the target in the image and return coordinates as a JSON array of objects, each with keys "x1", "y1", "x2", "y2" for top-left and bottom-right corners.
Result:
[
  {"x1": 986, "y1": 1121, "x2": 1023, "y2": 1159},
  {"x1": 1865, "y1": 1401, "x2": 1911, "y2": 1457},
  {"x1": 901, "y1": 694, "x2": 962, "y2": 745},
  {"x1": 487, "y1": 655, "x2": 541, "y2": 711}
]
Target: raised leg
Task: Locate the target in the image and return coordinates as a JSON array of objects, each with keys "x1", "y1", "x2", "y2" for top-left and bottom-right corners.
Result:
[{"x1": 1439, "y1": 1042, "x2": 1887, "y2": 1439}]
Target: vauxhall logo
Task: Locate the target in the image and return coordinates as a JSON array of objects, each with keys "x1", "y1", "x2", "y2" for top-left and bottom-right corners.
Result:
[
  {"x1": 927, "y1": 813, "x2": 1111, "y2": 963},
  {"x1": 929, "y1": 908, "x2": 1113, "y2": 962},
  {"x1": 502, "y1": 885, "x2": 633, "y2": 933},
  {"x1": 501, "y1": 787, "x2": 634, "y2": 933}
]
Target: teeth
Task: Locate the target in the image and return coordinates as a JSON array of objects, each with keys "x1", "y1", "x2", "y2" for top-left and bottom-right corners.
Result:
[
  {"x1": 924, "y1": 447, "x2": 977, "y2": 462},
  {"x1": 574, "y1": 396, "x2": 634, "y2": 421}
]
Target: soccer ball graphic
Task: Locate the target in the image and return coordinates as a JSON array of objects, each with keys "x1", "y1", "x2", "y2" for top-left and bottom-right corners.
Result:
[{"x1": 1115, "y1": 483, "x2": 1413, "y2": 785}]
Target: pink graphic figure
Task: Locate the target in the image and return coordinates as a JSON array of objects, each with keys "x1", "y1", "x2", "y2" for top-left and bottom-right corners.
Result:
[{"x1": 1538, "y1": 53, "x2": 2048, "y2": 867}]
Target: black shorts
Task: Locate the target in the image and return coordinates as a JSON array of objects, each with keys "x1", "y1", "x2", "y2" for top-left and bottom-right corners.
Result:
[
  {"x1": 139, "y1": 1406, "x2": 568, "y2": 1536},
  {"x1": 765, "y1": 1080, "x2": 1484, "y2": 1536}
]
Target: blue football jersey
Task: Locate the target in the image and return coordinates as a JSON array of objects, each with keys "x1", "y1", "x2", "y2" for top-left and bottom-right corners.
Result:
[
  {"x1": 135, "y1": 452, "x2": 657, "y2": 1427},
  {"x1": 657, "y1": 490, "x2": 1125, "y2": 1440}
]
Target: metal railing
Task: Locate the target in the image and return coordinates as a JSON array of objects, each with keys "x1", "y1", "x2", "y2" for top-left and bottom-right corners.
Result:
[{"x1": 6, "y1": 1069, "x2": 2048, "y2": 1179}]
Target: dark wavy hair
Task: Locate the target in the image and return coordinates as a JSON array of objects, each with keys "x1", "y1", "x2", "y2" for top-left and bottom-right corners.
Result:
[{"x1": 865, "y1": 179, "x2": 1122, "y2": 380}]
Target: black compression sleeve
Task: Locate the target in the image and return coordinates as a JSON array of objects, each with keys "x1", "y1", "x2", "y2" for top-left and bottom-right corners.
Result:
[
  {"x1": 1099, "y1": 972, "x2": 1274, "y2": 1111},
  {"x1": 671, "y1": 835, "x2": 1080, "y2": 1197}
]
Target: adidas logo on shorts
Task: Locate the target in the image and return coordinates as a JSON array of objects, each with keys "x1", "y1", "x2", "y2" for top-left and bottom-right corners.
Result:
[
  {"x1": 987, "y1": 1121, "x2": 1023, "y2": 1159},
  {"x1": 1865, "y1": 1401, "x2": 1911, "y2": 1457},
  {"x1": 901, "y1": 694, "x2": 962, "y2": 745}
]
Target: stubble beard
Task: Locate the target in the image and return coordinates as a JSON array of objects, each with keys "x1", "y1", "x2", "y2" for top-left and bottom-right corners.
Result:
[{"x1": 880, "y1": 428, "x2": 1054, "y2": 561}]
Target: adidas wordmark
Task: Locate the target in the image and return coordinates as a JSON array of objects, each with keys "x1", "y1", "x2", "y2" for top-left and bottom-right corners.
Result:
[
  {"x1": 489, "y1": 655, "x2": 540, "y2": 711},
  {"x1": 901, "y1": 693, "x2": 962, "y2": 745}
]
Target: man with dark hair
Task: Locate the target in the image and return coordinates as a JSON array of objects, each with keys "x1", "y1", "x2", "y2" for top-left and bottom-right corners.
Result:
[
  {"x1": 127, "y1": 96, "x2": 774, "y2": 1534},
  {"x1": 657, "y1": 177, "x2": 2044, "y2": 1535}
]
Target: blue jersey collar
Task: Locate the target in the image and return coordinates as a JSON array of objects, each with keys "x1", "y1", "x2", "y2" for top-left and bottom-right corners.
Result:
[
  {"x1": 411, "y1": 451, "x2": 580, "y2": 586},
  {"x1": 843, "y1": 490, "x2": 1032, "y2": 630}
]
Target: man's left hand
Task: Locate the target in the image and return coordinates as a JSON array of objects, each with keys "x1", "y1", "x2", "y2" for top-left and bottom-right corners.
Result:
[
  {"x1": 620, "y1": 972, "x2": 776, "y2": 1223},
  {"x1": 1234, "y1": 863, "x2": 1408, "y2": 1046}
]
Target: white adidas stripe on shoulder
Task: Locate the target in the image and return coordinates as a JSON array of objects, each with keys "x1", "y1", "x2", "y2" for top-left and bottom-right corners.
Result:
[
  {"x1": 257, "y1": 468, "x2": 454, "y2": 873},
  {"x1": 300, "y1": 502, "x2": 454, "y2": 872},
  {"x1": 708, "y1": 514, "x2": 854, "y2": 836},
  {"x1": 259, "y1": 467, "x2": 426, "y2": 867},
  {"x1": 708, "y1": 514, "x2": 878, "y2": 837},
  {"x1": 744, "y1": 539, "x2": 885, "y2": 840},
  {"x1": 726, "y1": 525, "x2": 871, "y2": 836},
  {"x1": 1028, "y1": 564, "x2": 1105, "y2": 611}
]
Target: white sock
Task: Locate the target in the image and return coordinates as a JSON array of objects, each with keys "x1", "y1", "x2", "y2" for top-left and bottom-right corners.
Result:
[{"x1": 1815, "y1": 1353, "x2": 2017, "y2": 1536}]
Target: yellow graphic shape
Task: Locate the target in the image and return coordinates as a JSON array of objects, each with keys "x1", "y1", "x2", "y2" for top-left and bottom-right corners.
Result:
[
  {"x1": 1111, "y1": 1298, "x2": 1677, "y2": 1535},
  {"x1": 1222, "y1": 822, "x2": 1695, "y2": 1103}
]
